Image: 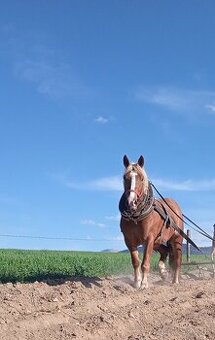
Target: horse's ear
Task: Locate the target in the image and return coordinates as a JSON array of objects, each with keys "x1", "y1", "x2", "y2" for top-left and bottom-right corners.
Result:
[
  {"x1": 123, "y1": 155, "x2": 130, "y2": 168},
  {"x1": 137, "y1": 155, "x2": 144, "y2": 167}
]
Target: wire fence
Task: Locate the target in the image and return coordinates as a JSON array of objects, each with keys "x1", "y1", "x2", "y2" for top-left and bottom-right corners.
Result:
[{"x1": 0, "y1": 233, "x2": 123, "y2": 242}]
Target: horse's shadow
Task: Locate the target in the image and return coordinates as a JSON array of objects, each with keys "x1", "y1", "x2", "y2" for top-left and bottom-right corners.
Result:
[
  {"x1": 38, "y1": 275, "x2": 103, "y2": 288},
  {"x1": 2, "y1": 274, "x2": 103, "y2": 288},
  {"x1": 153, "y1": 279, "x2": 171, "y2": 286}
]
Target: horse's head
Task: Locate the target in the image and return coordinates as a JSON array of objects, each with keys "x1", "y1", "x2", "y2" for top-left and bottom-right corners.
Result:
[{"x1": 123, "y1": 155, "x2": 149, "y2": 211}]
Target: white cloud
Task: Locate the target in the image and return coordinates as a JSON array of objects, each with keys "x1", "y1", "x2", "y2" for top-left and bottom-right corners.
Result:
[
  {"x1": 94, "y1": 116, "x2": 109, "y2": 124},
  {"x1": 135, "y1": 86, "x2": 215, "y2": 116},
  {"x1": 136, "y1": 87, "x2": 187, "y2": 111},
  {"x1": 105, "y1": 214, "x2": 121, "y2": 222},
  {"x1": 63, "y1": 176, "x2": 122, "y2": 191},
  {"x1": 81, "y1": 219, "x2": 105, "y2": 228},
  {"x1": 152, "y1": 178, "x2": 215, "y2": 192},
  {"x1": 1, "y1": 28, "x2": 92, "y2": 100},
  {"x1": 205, "y1": 104, "x2": 215, "y2": 114},
  {"x1": 15, "y1": 59, "x2": 91, "y2": 100},
  {"x1": 88, "y1": 176, "x2": 215, "y2": 193},
  {"x1": 52, "y1": 171, "x2": 215, "y2": 193},
  {"x1": 91, "y1": 176, "x2": 122, "y2": 191}
]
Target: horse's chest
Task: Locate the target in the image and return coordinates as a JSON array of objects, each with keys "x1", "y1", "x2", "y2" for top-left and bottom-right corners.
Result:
[
  {"x1": 121, "y1": 219, "x2": 150, "y2": 241},
  {"x1": 121, "y1": 215, "x2": 163, "y2": 241}
]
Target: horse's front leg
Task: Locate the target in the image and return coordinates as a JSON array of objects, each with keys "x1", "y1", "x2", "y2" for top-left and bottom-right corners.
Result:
[
  {"x1": 141, "y1": 238, "x2": 154, "y2": 289},
  {"x1": 129, "y1": 249, "x2": 142, "y2": 288}
]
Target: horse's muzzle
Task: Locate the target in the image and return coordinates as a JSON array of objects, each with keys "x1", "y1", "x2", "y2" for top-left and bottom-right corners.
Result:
[{"x1": 128, "y1": 200, "x2": 138, "y2": 211}]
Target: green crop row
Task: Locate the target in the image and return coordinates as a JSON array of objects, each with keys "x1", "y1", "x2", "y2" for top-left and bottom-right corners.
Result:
[
  {"x1": 0, "y1": 249, "x2": 212, "y2": 284},
  {"x1": 0, "y1": 249, "x2": 160, "y2": 283}
]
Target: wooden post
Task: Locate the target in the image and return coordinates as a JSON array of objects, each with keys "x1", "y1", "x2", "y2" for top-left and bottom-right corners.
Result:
[
  {"x1": 211, "y1": 224, "x2": 215, "y2": 261},
  {"x1": 212, "y1": 224, "x2": 215, "y2": 255},
  {"x1": 186, "y1": 229, "x2": 191, "y2": 263},
  {"x1": 211, "y1": 224, "x2": 215, "y2": 277}
]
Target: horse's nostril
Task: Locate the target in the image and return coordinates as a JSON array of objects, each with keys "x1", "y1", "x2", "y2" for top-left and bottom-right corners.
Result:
[{"x1": 129, "y1": 201, "x2": 137, "y2": 209}]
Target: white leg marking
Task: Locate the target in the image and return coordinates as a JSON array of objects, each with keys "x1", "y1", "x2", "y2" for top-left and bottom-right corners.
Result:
[
  {"x1": 159, "y1": 260, "x2": 167, "y2": 280},
  {"x1": 134, "y1": 269, "x2": 142, "y2": 289}
]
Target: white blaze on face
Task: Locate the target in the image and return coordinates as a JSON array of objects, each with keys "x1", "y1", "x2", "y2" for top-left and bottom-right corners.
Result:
[{"x1": 128, "y1": 170, "x2": 137, "y2": 205}]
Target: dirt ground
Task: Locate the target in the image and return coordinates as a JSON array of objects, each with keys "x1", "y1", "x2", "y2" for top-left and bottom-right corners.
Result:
[{"x1": 0, "y1": 268, "x2": 215, "y2": 340}]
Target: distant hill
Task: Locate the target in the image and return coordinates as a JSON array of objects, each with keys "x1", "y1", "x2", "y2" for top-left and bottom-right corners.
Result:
[
  {"x1": 119, "y1": 244, "x2": 212, "y2": 255},
  {"x1": 101, "y1": 249, "x2": 119, "y2": 253},
  {"x1": 187, "y1": 244, "x2": 211, "y2": 255}
]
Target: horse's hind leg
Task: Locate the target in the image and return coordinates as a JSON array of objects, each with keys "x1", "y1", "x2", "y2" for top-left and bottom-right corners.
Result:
[
  {"x1": 158, "y1": 245, "x2": 169, "y2": 280},
  {"x1": 129, "y1": 249, "x2": 142, "y2": 288},
  {"x1": 170, "y1": 236, "x2": 183, "y2": 284}
]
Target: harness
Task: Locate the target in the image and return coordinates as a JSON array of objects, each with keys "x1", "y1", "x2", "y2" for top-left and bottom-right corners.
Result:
[
  {"x1": 119, "y1": 183, "x2": 200, "y2": 251},
  {"x1": 119, "y1": 182, "x2": 154, "y2": 223}
]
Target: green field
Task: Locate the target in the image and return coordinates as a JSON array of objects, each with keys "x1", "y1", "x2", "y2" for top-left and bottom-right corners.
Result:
[
  {"x1": 0, "y1": 249, "x2": 213, "y2": 283},
  {"x1": 0, "y1": 249, "x2": 158, "y2": 283}
]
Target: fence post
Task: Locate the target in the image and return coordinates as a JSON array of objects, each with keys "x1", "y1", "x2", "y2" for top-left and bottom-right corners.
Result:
[
  {"x1": 212, "y1": 224, "x2": 215, "y2": 277},
  {"x1": 212, "y1": 224, "x2": 215, "y2": 255},
  {"x1": 186, "y1": 229, "x2": 191, "y2": 263}
]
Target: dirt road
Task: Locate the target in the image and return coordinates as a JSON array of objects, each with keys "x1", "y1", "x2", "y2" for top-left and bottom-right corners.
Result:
[{"x1": 0, "y1": 271, "x2": 215, "y2": 340}]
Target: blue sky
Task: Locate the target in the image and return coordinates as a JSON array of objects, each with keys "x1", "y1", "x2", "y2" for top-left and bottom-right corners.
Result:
[{"x1": 1, "y1": 0, "x2": 215, "y2": 251}]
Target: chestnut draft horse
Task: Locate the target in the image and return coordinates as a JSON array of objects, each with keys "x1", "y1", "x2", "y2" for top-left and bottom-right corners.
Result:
[{"x1": 119, "y1": 155, "x2": 184, "y2": 289}]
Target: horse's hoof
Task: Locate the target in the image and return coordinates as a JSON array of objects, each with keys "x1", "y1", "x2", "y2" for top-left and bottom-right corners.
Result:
[
  {"x1": 140, "y1": 281, "x2": 149, "y2": 289},
  {"x1": 160, "y1": 272, "x2": 168, "y2": 281},
  {"x1": 133, "y1": 281, "x2": 142, "y2": 289},
  {"x1": 140, "y1": 285, "x2": 148, "y2": 289}
]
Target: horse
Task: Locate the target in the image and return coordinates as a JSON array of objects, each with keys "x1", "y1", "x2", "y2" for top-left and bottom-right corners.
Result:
[{"x1": 119, "y1": 155, "x2": 184, "y2": 289}]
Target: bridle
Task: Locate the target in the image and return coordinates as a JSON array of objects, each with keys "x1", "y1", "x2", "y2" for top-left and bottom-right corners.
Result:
[
  {"x1": 119, "y1": 167, "x2": 154, "y2": 222},
  {"x1": 123, "y1": 165, "x2": 146, "y2": 207},
  {"x1": 124, "y1": 188, "x2": 144, "y2": 202}
]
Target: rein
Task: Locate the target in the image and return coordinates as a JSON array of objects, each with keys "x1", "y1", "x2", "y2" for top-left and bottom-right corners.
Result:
[
  {"x1": 150, "y1": 181, "x2": 215, "y2": 243},
  {"x1": 153, "y1": 202, "x2": 201, "y2": 252}
]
